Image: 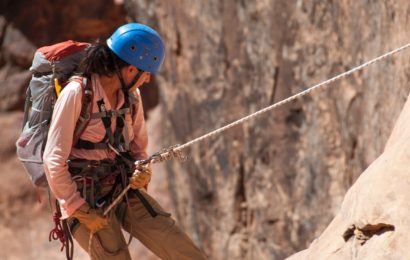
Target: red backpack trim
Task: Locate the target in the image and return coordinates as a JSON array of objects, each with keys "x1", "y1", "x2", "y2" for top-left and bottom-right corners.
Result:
[{"x1": 38, "y1": 40, "x2": 89, "y2": 61}]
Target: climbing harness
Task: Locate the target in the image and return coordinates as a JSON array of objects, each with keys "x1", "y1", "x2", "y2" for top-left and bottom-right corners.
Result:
[
  {"x1": 103, "y1": 42, "x2": 410, "y2": 215},
  {"x1": 69, "y1": 154, "x2": 155, "y2": 259},
  {"x1": 74, "y1": 91, "x2": 138, "y2": 152},
  {"x1": 103, "y1": 145, "x2": 186, "y2": 216},
  {"x1": 65, "y1": 78, "x2": 157, "y2": 258}
]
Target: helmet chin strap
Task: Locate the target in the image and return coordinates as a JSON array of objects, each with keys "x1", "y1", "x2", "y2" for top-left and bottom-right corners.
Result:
[
  {"x1": 114, "y1": 65, "x2": 144, "y2": 92},
  {"x1": 111, "y1": 52, "x2": 144, "y2": 92},
  {"x1": 111, "y1": 55, "x2": 144, "y2": 111}
]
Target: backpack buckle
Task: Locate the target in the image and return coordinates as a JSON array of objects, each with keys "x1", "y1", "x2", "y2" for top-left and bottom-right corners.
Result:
[
  {"x1": 95, "y1": 198, "x2": 106, "y2": 208},
  {"x1": 88, "y1": 160, "x2": 101, "y2": 168},
  {"x1": 106, "y1": 110, "x2": 118, "y2": 118}
]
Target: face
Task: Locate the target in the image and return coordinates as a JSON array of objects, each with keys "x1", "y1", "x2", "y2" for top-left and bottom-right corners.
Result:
[{"x1": 122, "y1": 65, "x2": 151, "y2": 92}]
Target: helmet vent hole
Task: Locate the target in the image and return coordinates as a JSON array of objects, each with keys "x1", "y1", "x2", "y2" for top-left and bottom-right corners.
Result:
[
  {"x1": 130, "y1": 46, "x2": 136, "y2": 51},
  {"x1": 153, "y1": 56, "x2": 158, "y2": 61}
]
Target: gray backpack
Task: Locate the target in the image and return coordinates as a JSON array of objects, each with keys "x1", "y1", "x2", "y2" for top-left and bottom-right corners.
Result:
[{"x1": 16, "y1": 40, "x2": 92, "y2": 187}]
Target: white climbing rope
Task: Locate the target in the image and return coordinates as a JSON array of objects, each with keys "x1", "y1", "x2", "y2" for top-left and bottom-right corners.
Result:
[
  {"x1": 103, "y1": 42, "x2": 410, "y2": 216},
  {"x1": 176, "y1": 42, "x2": 410, "y2": 151}
]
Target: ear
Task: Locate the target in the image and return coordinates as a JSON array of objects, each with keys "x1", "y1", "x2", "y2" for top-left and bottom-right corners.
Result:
[
  {"x1": 127, "y1": 65, "x2": 136, "y2": 73},
  {"x1": 121, "y1": 65, "x2": 135, "y2": 74}
]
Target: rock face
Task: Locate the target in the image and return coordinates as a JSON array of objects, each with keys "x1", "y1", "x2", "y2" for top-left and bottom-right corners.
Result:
[
  {"x1": 287, "y1": 94, "x2": 410, "y2": 259},
  {"x1": 0, "y1": 0, "x2": 126, "y2": 111},
  {"x1": 2, "y1": 0, "x2": 410, "y2": 259},
  {"x1": 125, "y1": 0, "x2": 410, "y2": 259}
]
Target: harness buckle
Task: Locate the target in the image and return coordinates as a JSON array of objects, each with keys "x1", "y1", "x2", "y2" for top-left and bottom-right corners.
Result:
[
  {"x1": 106, "y1": 110, "x2": 118, "y2": 117},
  {"x1": 95, "y1": 198, "x2": 106, "y2": 208},
  {"x1": 117, "y1": 144, "x2": 126, "y2": 153},
  {"x1": 88, "y1": 160, "x2": 101, "y2": 168},
  {"x1": 81, "y1": 112, "x2": 90, "y2": 121}
]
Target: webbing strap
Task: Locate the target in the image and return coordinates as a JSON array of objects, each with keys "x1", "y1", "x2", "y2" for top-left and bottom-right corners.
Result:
[
  {"x1": 125, "y1": 71, "x2": 144, "y2": 92},
  {"x1": 114, "y1": 116, "x2": 125, "y2": 149},
  {"x1": 75, "y1": 98, "x2": 128, "y2": 150},
  {"x1": 72, "y1": 77, "x2": 93, "y2": 146},
  {"x1": 74, "y1": 139, "x2": 109, "y2": 149},
  {"x1": 131, "y1": 189, "x2": 158, "y2": 218},
  {"x1": 97, "y1": 99, "x2": 115, "y2": 145},
  {"x1": 90, "y1": 108, "x2": 129, "y2": 119}
]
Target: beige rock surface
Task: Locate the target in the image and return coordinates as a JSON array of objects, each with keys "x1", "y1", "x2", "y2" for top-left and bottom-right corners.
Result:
[{"x1": 287, "y1": 93, "x2": 410, "y2": 259}]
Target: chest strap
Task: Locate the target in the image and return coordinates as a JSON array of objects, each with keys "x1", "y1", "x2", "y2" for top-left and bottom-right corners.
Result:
[
  {"x1": 90, "y1": 108, "x2": 129, "y2": 119},
  {"x1": 74, "y1": 96, "x2": 136, "y2": 151}
]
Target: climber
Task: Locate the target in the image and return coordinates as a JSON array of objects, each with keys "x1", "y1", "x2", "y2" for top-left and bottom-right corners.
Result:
[{"x1": 43, "y1": 23, "x2": 207, "y2": 260}]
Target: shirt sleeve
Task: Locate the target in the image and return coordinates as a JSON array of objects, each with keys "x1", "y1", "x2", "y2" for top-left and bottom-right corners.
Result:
[
  {"x1": 43, "y1": 82, "x2": 85, "y2": 219},
  {"x1": 129, "y1": 91, "x2": 149, "y2": 161}
]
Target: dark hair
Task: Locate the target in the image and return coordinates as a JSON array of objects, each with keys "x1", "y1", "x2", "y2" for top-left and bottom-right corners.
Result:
[{"x1": 79, "y1": 40, "x2": 129, "y2": 78}]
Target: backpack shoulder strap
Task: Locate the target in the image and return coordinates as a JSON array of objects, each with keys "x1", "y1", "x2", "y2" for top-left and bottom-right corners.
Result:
[{"x1": 71, "y1": 76, "x2": 93, "y2": 146}]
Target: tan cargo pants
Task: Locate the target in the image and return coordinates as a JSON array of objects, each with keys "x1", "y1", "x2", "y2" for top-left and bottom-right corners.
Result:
[{"x1": 68, "y1": 189, "x2": 207, "y2": 260}]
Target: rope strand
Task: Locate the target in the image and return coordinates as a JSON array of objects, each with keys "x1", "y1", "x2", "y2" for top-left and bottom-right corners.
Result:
[{"x1": 176, "y1": 42, "x2": 410, "y2": 151}]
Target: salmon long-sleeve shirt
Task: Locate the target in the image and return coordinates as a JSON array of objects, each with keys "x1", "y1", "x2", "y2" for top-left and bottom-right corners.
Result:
[{"x1": 43, "y1": 74, "x2": 149, "y2": 219}]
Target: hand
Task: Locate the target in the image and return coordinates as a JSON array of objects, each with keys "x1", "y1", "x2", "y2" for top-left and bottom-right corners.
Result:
[
  {"x1": 71, "y1": 203, "x2": 108, "y2": 233},
  {"x1": 129, "y1": 162, "x2": 152, "y2": 189}
]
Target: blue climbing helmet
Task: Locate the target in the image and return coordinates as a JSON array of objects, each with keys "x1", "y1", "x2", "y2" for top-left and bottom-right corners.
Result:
[{"x1": 107, "y1": 23, "x2": 165, "y2": 73}]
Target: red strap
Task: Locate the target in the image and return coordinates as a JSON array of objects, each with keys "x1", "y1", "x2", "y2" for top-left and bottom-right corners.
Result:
[{"x1": 48, "y1": 210, "x2": 66, "y2": 252}]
